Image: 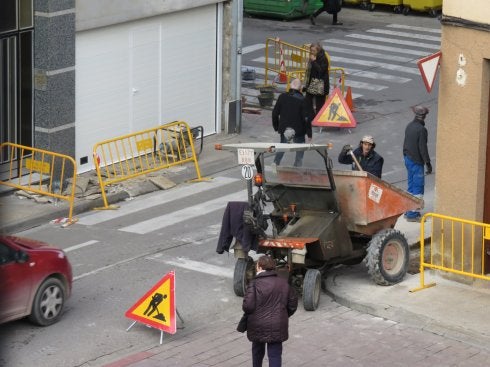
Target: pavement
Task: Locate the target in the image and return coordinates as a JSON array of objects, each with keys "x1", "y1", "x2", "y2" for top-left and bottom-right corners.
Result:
[{"x1": 3, "y1": 107, "x2": 490, "y2": 366}]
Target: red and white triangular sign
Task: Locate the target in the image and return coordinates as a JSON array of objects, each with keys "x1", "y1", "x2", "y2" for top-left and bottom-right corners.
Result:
[
  {"x1": 312, "y1": 87, "x2": 356, "y2": 128},
  {"x1": 417, "y1": 51, "x2": 442, "y2": 93},
  {"x1": 125, "y1": 271, "x2": 176, "y2": 334}
]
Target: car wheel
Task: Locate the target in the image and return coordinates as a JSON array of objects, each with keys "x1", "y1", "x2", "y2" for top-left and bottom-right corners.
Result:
[
  {"x1": 29, "y1": 277, "x2": 66, "y2": 326},
  {"x1": 233, "y1": 257, "x2": 255, "y2": 297},
  {"x1": 364, "y1": 229, "x2": 409, "y2": 286},
  {"x1": 303, "y1": 269, "x2": 321, "y2": 311}
]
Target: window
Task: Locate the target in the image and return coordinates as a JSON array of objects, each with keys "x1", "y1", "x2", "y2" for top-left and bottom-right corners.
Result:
[
  {"x1": 0, "y1": 242, "x2": 15, "y2": 265},
  {"x1": 0, "y1": 0, "x2": 33, "y2": 177}
]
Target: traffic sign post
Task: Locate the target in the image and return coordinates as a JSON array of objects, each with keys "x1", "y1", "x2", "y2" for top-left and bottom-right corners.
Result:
[
  {"x1": 417, "y1": 51, "x2": 442, "y2": 93},
  {"x1": 125, "y1": 271, "x2": 180, "y2": 344},
  {"x1": 241, "y1": 164, "x2": 254, "y2": 180}
]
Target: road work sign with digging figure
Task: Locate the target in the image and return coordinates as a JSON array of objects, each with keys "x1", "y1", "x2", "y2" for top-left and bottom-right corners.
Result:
[
  {"x1": 312, "y1": 87, "x2": 356, "y2": 128},
  {"x1": 126, "y1": 271, "x2": 176, "y2": 343}
]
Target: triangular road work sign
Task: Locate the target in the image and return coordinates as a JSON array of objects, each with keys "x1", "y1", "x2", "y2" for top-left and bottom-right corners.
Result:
[
  {"x1": 125, "y1": 271, "x2": 176, "y2": 334},
  {"x1": 417, "y1": 51, "x2": 441, "y2": 93},
  {"x1": 312, "y1": 87, "x2": 356, "y2": 128}
]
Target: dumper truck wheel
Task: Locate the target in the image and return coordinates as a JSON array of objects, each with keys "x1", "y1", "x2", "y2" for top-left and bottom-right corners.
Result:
[
  {"x1": 364, "y1": 229, "x2": 409, "y2": 286},
  {"x1": 303, "y1": 269, "x2": 321, "y2": 311},
  {"x1": 233, "y1": 257, "x2": 255, "y2": 297}
]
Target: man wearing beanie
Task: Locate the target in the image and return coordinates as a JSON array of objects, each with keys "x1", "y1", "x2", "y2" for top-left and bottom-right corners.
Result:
[
  {"x1": 338, "y1": 135, "x2": 384, "y2": 178},
  {"x1": 403, "y1": 105, "x2": 432, "y2": 222}
]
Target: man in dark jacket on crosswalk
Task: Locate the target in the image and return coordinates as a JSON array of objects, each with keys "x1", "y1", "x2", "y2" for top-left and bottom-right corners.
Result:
[
  {"x1": 272, "y1": 78, "x2": 312, "y2": 167},
  {"x1": 243, "y1": 255, "x2": 298, "y2": 367}
]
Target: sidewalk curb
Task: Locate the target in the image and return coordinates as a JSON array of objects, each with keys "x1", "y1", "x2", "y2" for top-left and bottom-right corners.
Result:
[
  {"x1": 324, "y1": 270, "x2": 490, "y2": 352},
  {"x1": 1, "y1": 148, "x2": 239, "y2": 234}
]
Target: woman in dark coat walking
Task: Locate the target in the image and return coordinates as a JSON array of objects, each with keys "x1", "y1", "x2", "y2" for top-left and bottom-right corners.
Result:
[
  {"x1": 242, "y1": 255, "x2": 298, "y2": 367},
  {"x1": 304, "y1": 42, "x2": 330, "y2": 121}
]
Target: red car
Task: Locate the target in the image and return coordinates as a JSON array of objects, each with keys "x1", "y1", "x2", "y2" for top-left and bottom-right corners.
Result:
[{"x1": 0, "y1": 236, "x2": 72, "y2": 326}]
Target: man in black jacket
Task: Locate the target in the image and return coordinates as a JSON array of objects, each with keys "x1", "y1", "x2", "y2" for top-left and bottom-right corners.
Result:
[
  {"x1": 272, "y1": 78, "x2": 312, "y2": 167},
  {"x1": 310, "y1": 0, "x2": 343, "y2": 26},
  {"x1": 338, "y1": 135, "x2": 384, "y2": 178},
  {"x1": 403, "y1": 105, "x2": 432, "y2": 221}
]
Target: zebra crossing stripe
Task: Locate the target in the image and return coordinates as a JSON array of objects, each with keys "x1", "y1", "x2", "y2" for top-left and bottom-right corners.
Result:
[
  {"x1": 242, "y1": 43, "x2": 265, "y2": 54},
  {"x1": 65, "y1": 240, "x2": 99, "y2": 253},
  {"x1": 118, "y1": 190, "x2": 247, "y2": 234},
  {"x1": 386, "y1": 24, "x2": 442, "y2": 34},
  {"x1": 346, "y1": 34, "x2": 440, "y2": 50},
  {"x1": 329, "y1": 56, "x2": 420, "y2": 75},
  {"x1": 344, "y1": 67, "x2": 411, "y2": 83},
  {"x1": 147, "y1": 255, "x2": 234, "y2": 279},
  {"x1": 253, "y1": 55, "x2": 419, "y2": 75},
  {"x1": 324, "y1": 45, "x2": 416, "y2": 63},
  {"x1": 326, "y1": 39, "x2": 430, "y2": 57},
  {"x1": 77, "y1": 176, "x2": 240, "y2": 226},
  {"x1": 367, "y1": 28, "x2": 441, "y2": 42},
  {"x1": 343, "y1": 79, "x2": 387, "y2": 91},
  {"x1": 242, "y1": 64, "x2": 410, "y2": 85}
]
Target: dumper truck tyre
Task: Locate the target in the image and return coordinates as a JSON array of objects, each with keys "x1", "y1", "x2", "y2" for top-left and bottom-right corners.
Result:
[
  {"x1": 364, "y1": 229, "x2": 409, "y2": 286},
  {"x1": 303, "y1": 269, "x2": 321, "y2": 311},
  {"x1": 234, "y1": 257, "x2": 255, "y2": 297}
]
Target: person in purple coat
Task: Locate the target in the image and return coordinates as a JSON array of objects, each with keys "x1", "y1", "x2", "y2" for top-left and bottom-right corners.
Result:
[{"x1": 242, "y1": 255, "x2": 298, "y2": 367}]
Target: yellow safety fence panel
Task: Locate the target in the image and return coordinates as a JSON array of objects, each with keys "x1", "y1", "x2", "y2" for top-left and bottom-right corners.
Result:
[
  {"x1": 93, "y1": 121, "x2": 204, "y2": 210},
  {"x1": 0, "y1": 142, "x2": 77, "y2": 225},
  {"x1": 410, "y1": 213, "x2": 490, "y2": 292},
  {"x1": 263, "y1": 38, "x2": 346, "y2": 95}
]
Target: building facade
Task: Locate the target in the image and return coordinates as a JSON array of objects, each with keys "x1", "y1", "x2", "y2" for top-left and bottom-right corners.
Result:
[
  {"x1": 437, "y1": 0, "x2": 490, "y2": 276},
  {"x1": 1, "y1": 0, "x2": 240, "y2": 174}
]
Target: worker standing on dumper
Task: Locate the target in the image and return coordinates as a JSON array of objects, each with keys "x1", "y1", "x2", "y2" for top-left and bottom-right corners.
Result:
[{"x1": 338, "y1": 135, "x2": 384, "y2": 178}]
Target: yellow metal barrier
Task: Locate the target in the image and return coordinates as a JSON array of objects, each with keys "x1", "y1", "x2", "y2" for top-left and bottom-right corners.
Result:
[
  {"x1": 262, "y1": 38, "x2": 346, "y2": 95},
  {"x1": 0, "y1": 142, "x2": 77, "y2": 224},
  {"x1": 330, "y1": 67, "x2": 346, "y2": 94},
  {"x1": 93, "y1": 121, "x2": 204, "y2": 209},
  {"x1": 411, "y1": 213, "x2": 490, "y2": 292}
]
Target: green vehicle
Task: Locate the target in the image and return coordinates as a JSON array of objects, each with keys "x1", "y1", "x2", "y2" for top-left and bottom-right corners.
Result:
[{"x1": 244, "y1": 0, "x2": 324, "y2": 20}]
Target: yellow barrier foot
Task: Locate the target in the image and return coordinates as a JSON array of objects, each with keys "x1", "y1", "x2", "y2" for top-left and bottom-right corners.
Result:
[
  {"x1": 61, "y1": 218, "x2": 79, "y2": 228},
  {"x1": 93, "y1": 204, "x2": 120, "y2": 210},
  {"x1": 409, "y1": 282, "x2": 436, "y2": 293},
  {"x1": 190, "y1": 177, "x2": 211, "y2": 182}
]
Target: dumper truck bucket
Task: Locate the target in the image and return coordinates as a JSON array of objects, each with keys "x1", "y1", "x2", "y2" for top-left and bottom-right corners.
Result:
[{"x1": 333, "y1": 170, "x2": 423, "y2": 235}]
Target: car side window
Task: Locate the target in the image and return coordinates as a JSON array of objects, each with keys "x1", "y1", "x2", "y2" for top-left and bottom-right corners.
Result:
[{"x1": 0, "y1": 242, "x2": 15, "y2": 265}]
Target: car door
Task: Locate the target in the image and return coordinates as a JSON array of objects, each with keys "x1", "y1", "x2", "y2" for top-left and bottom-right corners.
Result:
[{"x1": 0, "y1": 240, "x2": 33, "y2": 322}]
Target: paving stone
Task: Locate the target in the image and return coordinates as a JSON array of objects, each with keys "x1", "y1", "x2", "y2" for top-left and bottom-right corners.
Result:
[
  {"x1": 149, "y1": 176, "x2": 176, "y2": 190},
  {"x1": 64, "y1": 175, "x2": 90, "y2": 196}
]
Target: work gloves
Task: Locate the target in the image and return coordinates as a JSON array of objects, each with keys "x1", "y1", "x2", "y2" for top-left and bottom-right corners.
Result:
[
  {"x1": 341, "y1": 144, "x2": 352, "y2": 154},
  {"x1": 426, "y1": 162, "x2": 432, "y2": 174}
]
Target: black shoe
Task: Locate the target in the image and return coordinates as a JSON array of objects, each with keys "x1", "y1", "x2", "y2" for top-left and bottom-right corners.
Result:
[
  {"x1": 332, "y1": 21, "x2": 343, "y2": 25},
  {"x1": 310, "y1": 15, "x2": 315, "y2": 25}
]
